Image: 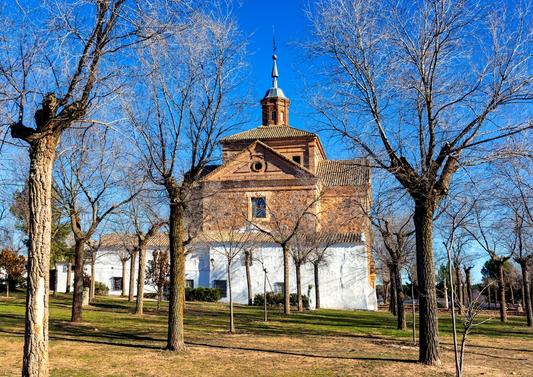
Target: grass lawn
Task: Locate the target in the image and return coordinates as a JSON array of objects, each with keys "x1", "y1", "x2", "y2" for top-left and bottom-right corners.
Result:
[{"x1": 1, "y1": 293, "x2": 532, "y2": 376}]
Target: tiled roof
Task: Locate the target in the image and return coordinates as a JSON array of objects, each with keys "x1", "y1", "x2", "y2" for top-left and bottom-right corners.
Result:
[
  {"x1": 317, "y1": 159, "x2": 370, "y2": 187},
  {"x1": 222, "y1": 125, "x2": 316, "y2": 141},
  {"x1": 100, "y1": 233, "x2": 169, "y2": 250}
]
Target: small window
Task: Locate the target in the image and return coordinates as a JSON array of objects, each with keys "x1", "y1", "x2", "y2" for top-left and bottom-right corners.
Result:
[
  {"x1": 251, "y1": 160, "x2": 264, "y2": 172},
  {"x1": 271, "y1": 111, "x2": 276, "y2": 121},
  {"x1": 111, "y1": 278, "x2": 121, "y2": 291},
  {"x1": 292, "y1": 155, "x2": 301, "y2": 165},
  {"x1": 186, "y1": 279, "x2": 194, "y2": 289},
  {"x1": 280, "y1": 111, "x2": 285, "y2": 122},
  {"x1": 274, "y1": 282, "x2": 284, "y2": 294},
  {"x1": 251, "y1": 197, "x2": 267, "y2": 219},
  {"x1": 214, "y1": 280, "x2": 227, "y2": 298}
]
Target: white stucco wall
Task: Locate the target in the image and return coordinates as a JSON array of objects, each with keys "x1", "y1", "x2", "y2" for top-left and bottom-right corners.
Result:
[{"x1": 54, "y1": 242, "x2": 377, "y2": 311}]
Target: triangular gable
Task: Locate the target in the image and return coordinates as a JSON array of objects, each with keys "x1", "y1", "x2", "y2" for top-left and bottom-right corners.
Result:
[{"x1": 202, "y1": 140, "x2": 317, "y2": 182}]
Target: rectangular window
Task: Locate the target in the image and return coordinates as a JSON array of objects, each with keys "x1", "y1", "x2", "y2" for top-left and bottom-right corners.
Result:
[
  {"x1": 251, "y1": 197, "x2": 267, "y2": 219},
  {"x1": 214, "y1": 279, "x2": 227, "y2": 298},
  {"x1": 111, "y1": 277, "x2": 122, "y2": 291},
  {"x1": 292, "y1": 155, "x2": 301, "y2": 165},
  {"x1": 186, "y1": 279, "x2": 194, "y2": 289},
  {"x1": 271, "y1": 111, "x2": 276, "y2": 121},
  {"x1": 274, "y1": 282, "x2": 284, "y2": 294}
]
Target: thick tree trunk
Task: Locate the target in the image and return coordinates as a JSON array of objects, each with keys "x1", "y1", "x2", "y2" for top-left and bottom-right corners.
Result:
[
  {"x1": 89, "y1": 256, "x2": 96, "y2": 302},
  {"x1": 166, "y1": 201, "x2": 186, "y2": 351},
  {"x1": 389, "y1": 267, "x2": 397, "y2": 316},
  {"x1": 65, "y1": 262, "x2": 72, "y2": 293},
  {"x1": 455, "y1": 265, "x2": 463, "y2": 315},
  {"x1": 518, "y1": 261, "x2": 532, "y2": 327},
  {"x1": 228, "y1": 264, "x2": 234, "y2": 333},
  {"x1": 464, "y1": 267, "x2": 472, "y2": 305},
  {"x1": 23, "y1": 137, "x2": 57, "y2": 377},
  {"x1": 128, "y1": 251, "x2": 136, "y2": 302},
  {"x1": 313, "y1": 262, "x2": 320, "y2": 309},
  {"x1": 135, "y1": 246, "x2": 146, "y2": 315},
  {"x1": 496, "y1": 261, "x2": 507, "y2": 322},
  {"x1": 121, "y1": 259, "x2": 126, "y2": 297},
  {"x1": 413, "y1": 202, "x2": 440, "y2": 365},
  {"x1": 71, "y1": 239, "x2": 85, "y2": 322},
  {"x1": 510, "y1": 283, "x2": 515, "y2": 305},
  {"x1": 296, "y1": 262, "x2": 303, "y2": 312},
  {"x1": 392, "y1": 262, "x2": 406, "y2": 330},
  {"x1": 282, "y1": 244, "x2": 290, "y2": 315},
  {"x1": 245, "y1": 250, "x2": 253, "y2": 306}
]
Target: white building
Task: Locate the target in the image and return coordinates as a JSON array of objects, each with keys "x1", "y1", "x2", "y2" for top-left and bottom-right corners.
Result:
[{"x1": 55, "y1": 233, "x2": 377, "y2": 311}]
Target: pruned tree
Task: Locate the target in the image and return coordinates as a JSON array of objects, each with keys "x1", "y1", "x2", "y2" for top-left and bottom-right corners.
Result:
[
  {"x1": 290, "y1": 233, "x2": 316, "y2": 312},
  {"x1": 1, "y1": 1, "x2": 163, "y2": 373},
  {"x1": 146, "y1": 248, "x2": 170, "y2": 311},
  {"x1": 208, "y1": 215, "x2": 253, "y2": 332},
  {"x1": 467, "y1": 204, "x2": 512, "y2": 322},
  {"x1": 307, "y1": 0, "x2": 532, "y2": 364},
  {"x1": 126, "y1": 7, "x2": 245, "y2": 350},
  {"x1": 249, "y1": 195, "x2": 320, "y2": 315},
  {"x1": 54, "y1": 128, "x2": 139, "y2": 322},
  {"x1": 115, "y1": 248, "x2": 131, "y2": 297}
]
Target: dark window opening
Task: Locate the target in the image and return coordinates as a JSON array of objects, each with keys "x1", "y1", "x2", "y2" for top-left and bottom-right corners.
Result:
[
  {"x1": 214, "y1": 279, "x2": 227, "y2": 298},
  {"x1": 251, "y1": 197, "x2": 267, "y2": 219},
  {"x1": 251, "y1": 161, "x2": 264, "y2": 172},
  {"x1": 186, "y1": 279, "x2": 194, "y2": 289},
  {"x1": 292, "y1": 156, "x2": 301, "y2": 165},
  {"x1": 271, "y1": 111, "x2": 276, "y2": 121},
  {"x1": 111, "y1": 277, "x2": 122, "y2": 291}
]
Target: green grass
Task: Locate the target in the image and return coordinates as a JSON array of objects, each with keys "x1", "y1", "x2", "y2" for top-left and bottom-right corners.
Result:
[{"x1": 1, "y1": 292, "x2": 532, "y2": 377}]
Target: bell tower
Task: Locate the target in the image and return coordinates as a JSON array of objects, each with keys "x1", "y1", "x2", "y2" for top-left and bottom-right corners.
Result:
[{"x1": 260, "y1": 46, "x2": 290, "y2": 127}]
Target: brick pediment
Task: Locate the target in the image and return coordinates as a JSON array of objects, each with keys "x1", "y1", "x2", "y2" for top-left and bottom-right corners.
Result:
[{"x1": 202, "y1": 141, "x2": 316, "y2": 184}]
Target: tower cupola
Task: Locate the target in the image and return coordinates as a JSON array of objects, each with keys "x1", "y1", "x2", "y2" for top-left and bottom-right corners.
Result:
[{"x1": 261, "y1": 47, "x2": 290, "y2": 127}]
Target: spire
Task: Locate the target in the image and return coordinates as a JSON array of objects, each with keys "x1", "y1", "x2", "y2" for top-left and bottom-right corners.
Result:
[{"x1": 272, "y1": 34, "x2": 278, "y2": 88}]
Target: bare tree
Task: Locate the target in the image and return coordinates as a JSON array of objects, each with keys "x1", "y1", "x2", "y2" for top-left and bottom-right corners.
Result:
[
  {"x1": 307, "y1": 0, "x2": 532, "y2": 364},
  {"x1": 146, "y1": 248, "x2": 170, "y2": 311},
  {"x1": 249, "y1": 196, "x2": 319, "y2": 315},
  {"x1": 208, "y1": 216, "x2": 253, "y2": 333},
  {"x1": 0, "y1": 2, "x2": 162, "y2": 373},
  {"x1": 127, "y1": 8, "x2": 245, "y2": 350},
  {"x1": 54, "y1": 128, "x2": 138, "y2": 322}
]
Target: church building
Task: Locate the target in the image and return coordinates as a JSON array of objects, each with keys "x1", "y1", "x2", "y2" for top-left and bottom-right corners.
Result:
[{"x1": 55, "y1": 52, "x2": 377, "y2": 311}]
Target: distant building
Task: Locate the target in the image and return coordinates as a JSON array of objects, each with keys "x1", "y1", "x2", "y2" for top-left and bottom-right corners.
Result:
[{"x1": 55, "y1": 51, "x2": 377, "y2": 310}]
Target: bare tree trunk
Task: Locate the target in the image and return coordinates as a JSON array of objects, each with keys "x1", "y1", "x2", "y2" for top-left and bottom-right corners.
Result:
[
  {"x1": 455, "y1": 265, "x2": 463, "y2": 315},
  {"x1": 121, "y1": 259, "x2": 126, "y2": 297},
  {"x1": 444, "y1": 277, "x2": 449, "y2": 310},
  {"x1": 510, "y1": 283, "x2": 515, "y2": 305},
  {"x1": 23, "y1": 138, "x2": 57, "y2": 377},
  {"x1": 488, "y1": 285, "x2": 492, "y2": 308},
  {"x1": 296, "y1": 262, "x2": 303, "y2": 312},
  {"x1": 497, "y1": 261, "x2": 507, "y2": 322},
  {"x1": 65, "y1": 262, "x2": 72, "y2": 293},
  {"x1": 245, "y1": 250, "x2": 252, "y2": 306},
  {"x1": 518, "y1": 261, "x2": 532, "y2": 327},
  {"x1": 228, "y1": 263, "x2": 234, "y2": 333},
  {"x1": 71, "y1": 239, "x2": 85, "y2": 322},
  {"x1": 392, "y1": 262, "x2": 406, "y2": 330},
  {"x1": 89, "y1": 256, "x2": 96, "y2": 302},
  {"x1": 413, "y1": 202, "x2": 440, "y2": 365},
  {"x1": 263, "y1": 268, "x2": 268, "y2": 321},
  {"x1": 282, "y1": 244, "x2": 290, "y2": 315},
  {"x1": 6, "y1": 280, "x2": 9, "y2": 298},
  {"x1": 166, "y1": 200, "x2": 186, "y2": 351},
  {"x1": 313, "y1": 262, "x2": 320, "y2": 309},
  {"x1": 128, "y1": 251, "x2": 136, "y2": 302},
  {"x1": 464, "y1": 267, "x2": 472, "y2": 305},
  {"x1": 53, "y1": 263, "x2": 58, "y2": 298},
  {"x1": 447, "y1": 246, "x2": 460, "y2": 377},
  {"x1": 157, "y1": 283, "x2": 163, "y2": 311},
  {"x1": 411, "y1": 278, "x2": 416, "y2": 344},
  {"x1": 135, "y1": 246, "x2": 146, "y2": 315},
  {"x1": 389, "y1": 267, "x2": 397, "y2": 316}
]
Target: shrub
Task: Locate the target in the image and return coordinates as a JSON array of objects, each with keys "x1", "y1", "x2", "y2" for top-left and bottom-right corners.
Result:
[
  {"x1": 94, "y1": 282, "x2": 109, "y2": 296},
  {"x1": 254, "y1": 292, "x2": 309, "y2": 309},
  {"x1": 185, "y1": 287, "x2": 221, "y2": 302}
]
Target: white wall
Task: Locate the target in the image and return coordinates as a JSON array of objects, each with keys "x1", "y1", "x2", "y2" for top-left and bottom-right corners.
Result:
[{"x1": 54, "y1": 242, "x2": 377, "y2": 311}]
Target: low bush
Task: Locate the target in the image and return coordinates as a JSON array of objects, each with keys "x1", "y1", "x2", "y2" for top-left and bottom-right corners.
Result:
[
  {"x1": 94, "y1": 282, "x2": 109, "y2": 296},
  {"x1": 185, "y1": 287, "x2": 221, "y2": 302},
  {"x1": 254, "y1": 292, "x2": 310, "y2": 309}
]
